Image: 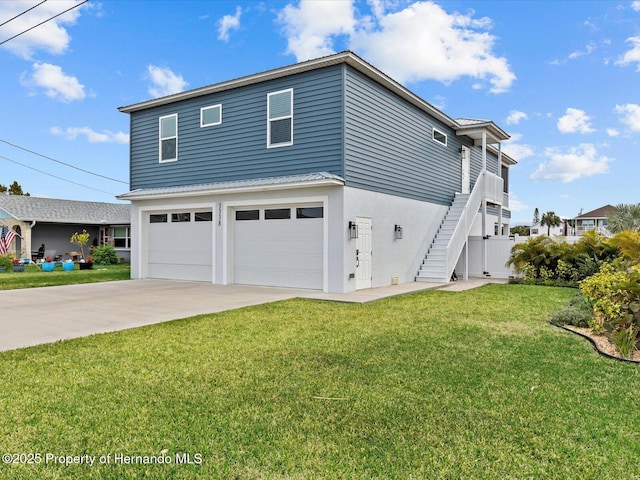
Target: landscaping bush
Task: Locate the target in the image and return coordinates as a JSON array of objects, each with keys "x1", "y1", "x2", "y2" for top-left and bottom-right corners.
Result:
[
  {"x1": 0, "y1": 254, "x2": 13, "y2": 271},
  {"x1": 549, "y1": 306, "x2": 592, "y2": 328},
  {"x1": 90, "y1": 245, "x2": 120, "y2": 265}
]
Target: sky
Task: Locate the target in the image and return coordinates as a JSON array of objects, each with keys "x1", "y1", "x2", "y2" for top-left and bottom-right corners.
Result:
[{"x1": 0, "y1": 0, "x2": 639, "y2": 226}]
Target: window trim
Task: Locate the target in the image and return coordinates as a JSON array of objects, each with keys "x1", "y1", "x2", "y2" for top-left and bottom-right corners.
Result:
[
  {"x1": 159, "y1": 114, "x2": 178, "y2": 163},
  {"x1": 267, "y1": 88, "x2": 293, "y2": 148},
  {"x1": 432, "y1": 127, "x2": 447, "y2": 147},
  {"x1": 200, "y1": 104, "x2": 222, "y2": 127}
]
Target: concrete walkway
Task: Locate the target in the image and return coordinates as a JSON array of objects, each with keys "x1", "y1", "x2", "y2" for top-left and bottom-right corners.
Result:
[{"x1": 0, "y1": 278, "x2": 505, "y2": 352}]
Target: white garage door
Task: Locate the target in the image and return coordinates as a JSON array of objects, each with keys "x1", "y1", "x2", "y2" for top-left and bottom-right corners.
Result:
[
  {"x1": 147, "y1": 211, "x2": 213, "y2": 281},
  {"x1": 233, "y1": 205, "x2": 323, "y2": 289}
]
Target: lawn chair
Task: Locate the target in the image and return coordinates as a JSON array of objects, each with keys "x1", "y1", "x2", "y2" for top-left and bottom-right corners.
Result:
[{"x1": 32, "y1": 244, "x2": 45, "y2": 262}]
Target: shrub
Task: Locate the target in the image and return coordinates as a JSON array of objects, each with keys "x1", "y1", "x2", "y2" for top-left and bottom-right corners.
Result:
[
  {"x1": 90, "y1": 245, "x2": 120, "y2": 265},
  {"x1": 0, "y1": 255, "x2": 13, "y2": 270},
  {"x1": 579, "y1": 263, "x2": 627, "y2": 324},
  {"x1": 550, "y1": 306, "x2": 592, "y2": 328}
]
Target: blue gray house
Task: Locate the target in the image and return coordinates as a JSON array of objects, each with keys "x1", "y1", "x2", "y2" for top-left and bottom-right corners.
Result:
[{"x1": 118, "y1": 51, "x2": 515, "y2": 293}]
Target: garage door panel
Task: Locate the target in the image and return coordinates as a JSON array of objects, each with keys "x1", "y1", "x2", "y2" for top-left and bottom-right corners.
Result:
[
  {"x1": 148, "y1": 216, "x2": 212, "y2": 281},
  {"x1": 233, "y1": 210, "x2": 323, "y2": 290}
]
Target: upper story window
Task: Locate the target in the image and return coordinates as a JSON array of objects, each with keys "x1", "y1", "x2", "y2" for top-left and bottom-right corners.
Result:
[
  {"x1": 159, "y1": 114, "x2": 178, "y2": 162},
  {"x1": 201, "y1": 104, "x2": 222, "y2": 127},
  {"x1": 432, "y1": 128, "x2": 447, "y2": 147},
  {"x1": 267, "y1": 89, "x2": 293, "y2": 148}
]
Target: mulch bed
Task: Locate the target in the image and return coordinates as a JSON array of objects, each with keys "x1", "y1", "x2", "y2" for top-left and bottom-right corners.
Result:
[{"x1": 551, "y1": 322, "x2": 640, "y2": 363}]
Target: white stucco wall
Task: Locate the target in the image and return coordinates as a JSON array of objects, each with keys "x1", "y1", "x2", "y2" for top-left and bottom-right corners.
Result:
[{"x1": 341, "y1": 187, "x2": 448, "y2": 292}]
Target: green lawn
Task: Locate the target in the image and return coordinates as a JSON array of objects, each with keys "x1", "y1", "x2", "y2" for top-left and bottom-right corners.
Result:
[
  {"x1": 0, "y1": 263, "x2": 130, "y2": 290},
  {"x1": 1, "y1": 284, "x2": 638, "y2": 479}
]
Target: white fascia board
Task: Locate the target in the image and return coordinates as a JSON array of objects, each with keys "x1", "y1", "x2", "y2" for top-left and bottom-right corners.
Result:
[{"x1": 117, "y1": 178, "x2": 344, "y2": 201}]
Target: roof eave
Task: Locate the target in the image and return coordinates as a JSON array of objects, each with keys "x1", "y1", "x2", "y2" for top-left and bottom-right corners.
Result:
[{"x1": 117, "y1": 177, "x2": 345, "y2": 201}]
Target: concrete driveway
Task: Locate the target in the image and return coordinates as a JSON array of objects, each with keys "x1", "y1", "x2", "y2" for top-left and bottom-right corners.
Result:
[{"x1": 0, "y1": 280, "x2": 308, "y2": 352}]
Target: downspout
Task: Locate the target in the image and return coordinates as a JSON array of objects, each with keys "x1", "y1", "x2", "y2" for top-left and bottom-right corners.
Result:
[{"x1": 497, "y1": 142, "x2": 503, "y2": 235}]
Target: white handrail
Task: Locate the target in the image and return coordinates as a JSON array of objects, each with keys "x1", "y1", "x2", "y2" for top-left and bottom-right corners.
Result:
[{"x1": 444, "y1": 171, "x2": 484, "y2": 278}]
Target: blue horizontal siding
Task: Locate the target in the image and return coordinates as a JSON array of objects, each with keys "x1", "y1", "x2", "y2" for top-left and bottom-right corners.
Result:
[
  {"x1": 344, "y1": 67, "x2": 466, "y2": 205},
  {"x1": 129, "y1": 66, "x2": 345, "y2": 190}
]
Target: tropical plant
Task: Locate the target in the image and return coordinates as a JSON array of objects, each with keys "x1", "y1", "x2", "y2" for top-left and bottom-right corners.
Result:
[
  {"x1": 541, "y1": 211, "x2": 562, "y2": 236},
  {"x1": 533, "y1": 207, "x2": 540, "y2": 225},
  {"x1": 608, "y1": 230, "x2": 640, "y2": 267},
  {"x1": 509, "y1": 225, "x2": 530, "y2": 236},
  {"x1": 70, "y1": 229, "x2": 91, "y2": 260},
  {"x1": 607, "y1": 203, "x2": 640, "y2": 234}
]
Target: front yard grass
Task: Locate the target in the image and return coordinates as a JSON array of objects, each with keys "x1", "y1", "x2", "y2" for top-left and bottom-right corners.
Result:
[
  {"x1": 0, "y1": 263, "x2": 130, "y2": 290},
  {"x1": 1, "y1": 284, "x2": 639, "y2": 479}
]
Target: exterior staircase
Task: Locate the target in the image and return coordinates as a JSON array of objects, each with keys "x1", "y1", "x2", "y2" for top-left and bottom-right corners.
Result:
[{"x1": 416, "y1": 193, "x2": 470, "y2": 283}]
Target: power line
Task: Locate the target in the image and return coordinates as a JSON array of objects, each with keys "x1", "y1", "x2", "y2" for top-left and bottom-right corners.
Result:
[
  {"x1": 0, "y1": 0, "x2": 89, "y2": 47},
  {"x1": 0, "y1": 0, "x2": 48, "y2": 28},
  {"x1": 0, "y1": 153, "x2": 118, "y2": 196},
  {"x1": 0, "y1": 139, "x2": 128, "y2": 184}
]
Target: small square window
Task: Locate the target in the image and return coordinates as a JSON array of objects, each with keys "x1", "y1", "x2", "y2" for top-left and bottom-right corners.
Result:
[
  {"x1": 296, "y1": 207, "x2": 323, "y2": 219},
  {"x1": 432, "y1": 128, "x2": 447, "y2": 146},
  {"x1": 236, "y1": 210, "x2": 259, "y2": 221},
  {"x1": 265, "y1": 208, "x2": 291, "y2": 220},
  {"x1": 171, "y1": 213, "x2": 191, "y2": 222},
  {"x1": 201, "y1": 105, "x2": 222, "y2": 127},
  {"x1": 150, "y1": 214, "x2": 168, "y2": 223},
  {"x1": 195, "y1": 211, "x2": 213, "y2": 222}
]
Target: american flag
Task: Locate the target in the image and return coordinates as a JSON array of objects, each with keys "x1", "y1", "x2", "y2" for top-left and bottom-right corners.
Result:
[{"x1": 0, "y1": 225, "x2": 17, "y2": 256}]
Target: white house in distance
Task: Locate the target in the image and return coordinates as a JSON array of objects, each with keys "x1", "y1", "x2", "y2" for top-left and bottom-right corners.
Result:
[{"x1": 117, "y1": 51, "x2": 517, "y2": 293}]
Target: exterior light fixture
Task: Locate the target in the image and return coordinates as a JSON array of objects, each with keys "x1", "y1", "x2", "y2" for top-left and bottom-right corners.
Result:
[
  {"x1": 348, "y1": 221, "x2": 358, "y2": 239},
  {"x1": 394, "y1": 224, "x2": 403, "y2": 239}
]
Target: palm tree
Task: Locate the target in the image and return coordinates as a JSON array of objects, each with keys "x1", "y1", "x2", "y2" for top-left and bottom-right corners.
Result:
[
  {"x1": 541, "y1": 211, "x2": 561, "y2": 236},
  {"x1": 607, "y1": 203, "x2": 640, "y2": 234}
]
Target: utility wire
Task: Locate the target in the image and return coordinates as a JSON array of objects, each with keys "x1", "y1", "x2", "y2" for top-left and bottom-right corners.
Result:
[
  {"x1": 0, "y1": 0, "x2": 47, "y2": 28},
  {"x1": 0, "y1": 139, "x2": 128, "y2": 184},
  {"x1": 0, "y1": 153, "x2": 118, "y2": 196},
  {"x1": 0, "y1": 0, "x2": 89, "y2": 47}
]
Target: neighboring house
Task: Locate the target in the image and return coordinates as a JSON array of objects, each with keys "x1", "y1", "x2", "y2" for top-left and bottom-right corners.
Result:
[
  {"x1": 572, "y1": 205, "x2": 615, "y2": 237},
  {"x1": 0, "y1": 195, "x2": 131, "y2": 261},
  {"x1": 530, "y1": 220, "x2": 568, "y2": 237},
  {"x1": 117, "y1": 51, "x2": 516, "y2": 293}
]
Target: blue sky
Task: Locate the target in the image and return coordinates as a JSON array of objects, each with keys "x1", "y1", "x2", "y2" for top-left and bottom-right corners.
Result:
[{"x1": 1, "y1": 0, "x2": 639, "y2": 226}]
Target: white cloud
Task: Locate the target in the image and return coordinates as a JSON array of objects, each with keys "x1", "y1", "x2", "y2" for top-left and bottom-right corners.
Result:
[
  {"x1": 607, "y1": 128, "x2": 620, "y2": 137},
  {"x1": 506, "y1": 110, "x2": 528, "y2": 125},
  {"x1": 632, "y1": 1, "x2": 640, "y2": 12},
  {"x1": 22, "y1": 63, "x2": 85, "y2": 102},
  {"x1": 146, "y1": 65, "x2": 188, "y2": 98},
  {"x1": 279, "y1": 0, "x2": 355, "y2": 59},
  {"x1": 218, "y1": 6, "x2": 242, "y2": 42},
  {"x1": 557, "y1": 108, "x2": 595, "y2": 134},
  {"x1": 530, "y1": 144, "x2": 612, "y2": 183},
  {"x1": 616, "y1": 36, "x2": 640, "y2": 70},
  {"x1": 508, "y1": 194, "x2": 529, "y2": 212},
  {"x1": 503, "y1": 133, "x2": 534, "y2": 161},
  {"x1": 279, "y1": 0, "x2": 515, "y2": 93},
  {"x1": 50, "y1": 126, "x2": 129, "y2": 144},
  {"x1": 0, "y1": 0, "x2": 87, "y2": 59},
  {"x1": 614, "y1": 103, "x2": 640, "y2": 131},
  {"x1": 568, "y1": 42, "x2": 595, "y2": 60}
]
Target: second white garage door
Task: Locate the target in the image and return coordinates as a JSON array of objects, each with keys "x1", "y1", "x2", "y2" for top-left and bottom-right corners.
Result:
[{"x1": 233, "y1": 205, "x2": 323, "y2": 290}]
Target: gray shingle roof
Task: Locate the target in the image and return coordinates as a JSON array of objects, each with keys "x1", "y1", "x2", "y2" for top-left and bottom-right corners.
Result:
[{"x1": 0, "y1": 195, "x2": 130, "y2": 224}]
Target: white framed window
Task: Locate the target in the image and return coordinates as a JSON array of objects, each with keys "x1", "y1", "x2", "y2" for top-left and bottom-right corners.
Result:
[
  {"x1": 267, "y1": 88, "x2": 293, "y2": 147},
  {"x1": 159, "y1": 114, "x2": 178, "y2": 162},
  {"x1": 112, "y1": 226, "x2": 131, "y2": 249},
  {"x1": 201, "y1": 104, "x2": 222, "y2": 127},
  {"x1": 432, "y1": 127, "x2": 447, "y2": 146}
]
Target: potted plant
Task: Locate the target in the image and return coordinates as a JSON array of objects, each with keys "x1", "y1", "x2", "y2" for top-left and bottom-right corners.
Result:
[
  {"x1": 79, "y1": 257, "x2": 93, "y2": 270},
  {"x1": 70, "y1": 229, "x2": 90, "y2": 262},
  {"x1": 62, "y1": 259, "x2": 75, "y2": 271},
  {"x1": 0, "y1": 254, "x2": 11, "y2": 272},
  {"x1": 42, "y1": 256, "x2": 55, "y2": 272},
  {"x1": 12, "y1": 258, "x2": 25, "y2": 272}
]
